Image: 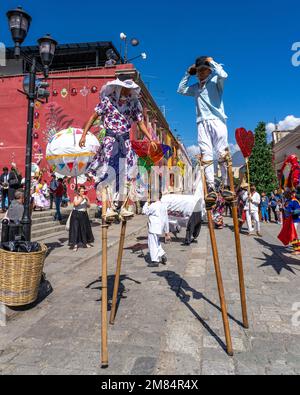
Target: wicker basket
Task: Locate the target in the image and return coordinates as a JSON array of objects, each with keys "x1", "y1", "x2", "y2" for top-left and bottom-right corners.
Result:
[{"x1": 0, "y1": 244, "x2": 48, "y2": 307}]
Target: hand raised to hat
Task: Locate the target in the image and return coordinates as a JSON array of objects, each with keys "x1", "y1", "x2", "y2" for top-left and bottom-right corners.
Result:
[{"x1": 188, "y1": 64, "x2": 197, "y2": 76}]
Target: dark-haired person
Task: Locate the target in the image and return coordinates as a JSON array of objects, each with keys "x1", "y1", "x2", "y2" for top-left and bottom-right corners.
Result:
[
  {"x1": 0, "y1": 167, "x2": 9, "y2": 212},
  {"x1": 69, "y1": 186, "x2": 94, "y2": 252},
  {"x1": 178, "y1": 56, "x2": 234, "y2": 204},
  {"x1": 54, "y1": 178, "x2": 64, "y2": 222}
]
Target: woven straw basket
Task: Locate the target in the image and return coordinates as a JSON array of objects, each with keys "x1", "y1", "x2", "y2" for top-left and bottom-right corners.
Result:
[{"x1": 0, "y1": 244, "x2": 48, "y2": 307}]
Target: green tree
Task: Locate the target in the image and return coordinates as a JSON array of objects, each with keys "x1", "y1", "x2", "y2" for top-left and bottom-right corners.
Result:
[{"x1": 249, "y1": 122, "x2": 278, "y2": 194}]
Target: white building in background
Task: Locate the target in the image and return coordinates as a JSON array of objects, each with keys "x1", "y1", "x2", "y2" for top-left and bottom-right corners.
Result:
[{"x1": 272, "y1": 125, "x2": 300, "y2": 175}]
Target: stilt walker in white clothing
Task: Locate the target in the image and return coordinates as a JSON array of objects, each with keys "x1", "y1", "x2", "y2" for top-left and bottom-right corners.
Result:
[{"x1": 178, "y1": 56, "x2": 234, "y2": 205}]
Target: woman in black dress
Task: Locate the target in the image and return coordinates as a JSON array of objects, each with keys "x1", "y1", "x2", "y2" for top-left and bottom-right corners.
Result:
[{"x1": 69, "y1": 186, "x2": 94, "y2": 252}]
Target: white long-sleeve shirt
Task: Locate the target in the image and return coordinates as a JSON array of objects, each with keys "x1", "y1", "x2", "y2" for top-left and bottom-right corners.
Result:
[
  {"x1": 177, "y1": 60, "x2": 228, "y2": 124},
  {"x1": 242, "y1": 191, "x2": 261, "y2": 213},
  {"x1": 142, "y1": 201, "x2": 169, "y2": 235}
]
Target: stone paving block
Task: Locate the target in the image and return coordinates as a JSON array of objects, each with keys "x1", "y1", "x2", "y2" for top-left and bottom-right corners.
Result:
[
  {"x1": 201, "y1": 360, "x2": 235, "y2": 375},
  {"x1": 130, "y1": 357, "x2": 157, "y2": 375},
  {"x1": 266, "y1": 360, "x2": 296, "y2": 375},
  {"x1": 155, "y1": 352, "x2": 201, "y2": 375},
  {"x1": 162, "y1": 322, "x2": 202, "y2": 360}
]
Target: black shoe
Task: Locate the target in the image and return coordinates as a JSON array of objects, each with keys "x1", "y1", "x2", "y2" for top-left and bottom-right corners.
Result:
[
  {"x1": 161, "y1": 255, "x2": 168, "y2": 265},
  {"x1": 182, "y1": 241, "x2": 191, "y2": 246},
  {"x1": 191, "y1": 239, "x2": 198, "y2": 244},
  {"x1": 148, "y1": 262, "x2": 159, "y2": 268}
]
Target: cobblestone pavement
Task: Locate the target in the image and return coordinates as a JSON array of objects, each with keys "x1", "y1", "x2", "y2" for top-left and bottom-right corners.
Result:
[{"x1": 0, "y1": 216, "x2": 300, "y2": 375}]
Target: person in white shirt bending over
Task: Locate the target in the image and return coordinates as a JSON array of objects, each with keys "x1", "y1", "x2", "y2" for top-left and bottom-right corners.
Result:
[
  {"x1": 143, "y1": 195, "x2": 170, "y2": 268},
  {"x1": 243, "y1": 185, "x2": 262, "y2": 237}
]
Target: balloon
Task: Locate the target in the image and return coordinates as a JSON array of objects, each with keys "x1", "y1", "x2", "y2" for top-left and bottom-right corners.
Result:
[{"x1": 46, "y1": 128, "x2": 100, "y2": 177}]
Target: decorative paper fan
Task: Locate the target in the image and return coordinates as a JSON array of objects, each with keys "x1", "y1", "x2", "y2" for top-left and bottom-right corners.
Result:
[{"x1": 131, "y1": 141, "x2": 172, "y2": 165}]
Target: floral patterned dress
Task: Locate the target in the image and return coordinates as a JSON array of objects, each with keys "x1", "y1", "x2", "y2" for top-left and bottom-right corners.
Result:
[{"x1": 87, "y1": 93, "x2": 143, "y2": 190}]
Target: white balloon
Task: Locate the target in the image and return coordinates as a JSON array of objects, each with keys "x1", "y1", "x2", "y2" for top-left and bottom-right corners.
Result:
[{"x1": 46, "y1": 128, "x2": 100, "y2": 177}]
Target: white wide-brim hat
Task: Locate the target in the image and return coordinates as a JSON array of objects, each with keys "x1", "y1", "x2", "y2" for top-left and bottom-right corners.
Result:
[{"x1": 100, "y1": 78, "x2": 141, "y2": 100}]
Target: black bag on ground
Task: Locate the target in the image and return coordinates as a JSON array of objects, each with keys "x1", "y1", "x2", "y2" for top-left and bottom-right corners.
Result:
[{"x1": 0, "y1": 241, "x2": 41, "y2": 253}]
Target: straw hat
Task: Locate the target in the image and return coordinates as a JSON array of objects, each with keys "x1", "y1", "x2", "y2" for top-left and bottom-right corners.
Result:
[
  {"x1": 241, "y1": 182, "x2": 249, "y2": 189},
  {"x1": 100, "y1": 78, "x2": 141, "y2": 100}
]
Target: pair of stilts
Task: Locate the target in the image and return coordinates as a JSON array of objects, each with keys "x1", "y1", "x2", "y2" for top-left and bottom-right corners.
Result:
[
  {"x1": 200, "y1": 148, "x2": 249, "y2": 356},
  {"x1": 100, "y1": 150, "x2": 249, "y2": 367}
]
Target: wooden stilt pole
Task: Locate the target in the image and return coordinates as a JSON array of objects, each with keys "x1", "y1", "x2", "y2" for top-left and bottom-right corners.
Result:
[
  {"x1": 226, "y1": 150, "x2": 249, "y2": 329},
  {"x1": 200, "y1": 159, "x2": 233, "y2": 356},
  {"x1": 101, "y1": 188, "x2": 109, "y2": 368},
  {"x1": 109, "y1": 181, "x2": 132, "y2": 325},
  {"x1": 110, "y1": 219, "x2": 127, "y2": 325}
]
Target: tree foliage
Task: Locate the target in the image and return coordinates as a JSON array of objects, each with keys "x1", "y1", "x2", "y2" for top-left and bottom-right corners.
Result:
[{"x1": 249, "y1": 122, "x2": 278, "y2": 194}]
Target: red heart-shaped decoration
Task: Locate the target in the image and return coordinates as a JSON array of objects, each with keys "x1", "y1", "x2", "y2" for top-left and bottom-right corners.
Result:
[{"x1": 235, "y1": 128, "x2": 255, "y2": 158}]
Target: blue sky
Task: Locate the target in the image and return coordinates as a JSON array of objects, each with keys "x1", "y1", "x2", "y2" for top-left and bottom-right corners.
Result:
[{"x1": 1, "y1": 0, "x2": 300, "y2": 151}]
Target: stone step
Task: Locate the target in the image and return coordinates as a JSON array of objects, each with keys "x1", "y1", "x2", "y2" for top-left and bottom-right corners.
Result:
[
  {"x1": 33, "y1": 230, "x2": 67, "y2": 243},
  {"x1": 31, "y1": 225, "x2": 66, "y2": 240},
  {"x1": 32, "y1": 214, "x2": 69, "y2": 225}
]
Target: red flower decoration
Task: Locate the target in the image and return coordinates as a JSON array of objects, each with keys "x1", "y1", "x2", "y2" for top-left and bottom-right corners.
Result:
[
  {"x1": 53, "y1": 89, "x2": 58, "y2": 97},
  {"x1": 91, "y1": 86, "x2": 98, "y2": 94},
  {"x1": 71, "y1": 88, "x2": 77, "y2": 96}
]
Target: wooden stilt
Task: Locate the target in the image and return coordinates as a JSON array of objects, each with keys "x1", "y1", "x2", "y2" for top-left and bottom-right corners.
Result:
[
  {"x1": 109, "y1": 180, "x2": 133, "y2": 325},
  {"x1": 226, "y1": 150, "x2": 249, "y2": 329},
  {"x1": 200, "y1": 159, "x2": 233, "y2": 356},
  {"x1": 101, "y1": 188, "x2": 109, "y2": 368},
  {"x1": 110, "y1": 219, "x2": 127, "y2": 325}
]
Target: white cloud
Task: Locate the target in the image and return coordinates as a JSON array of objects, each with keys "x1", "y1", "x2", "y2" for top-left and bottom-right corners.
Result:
[
  {"x1": 187, "y1": 145, "x2": 200, "y2": 158},
  {"x1": 187, "y1": 143, "x2": 240, "y2": 158},
  {"x1": 266, "y1": 115, "x2": 300, "y2": 135},
  {"x1": 229, "y1": 143, "x2": 240, "y2": 155}
]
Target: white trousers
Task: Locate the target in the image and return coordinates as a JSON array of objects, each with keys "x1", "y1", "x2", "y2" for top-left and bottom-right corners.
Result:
[
  {"x1": 198, "y1": 119, "x2": 229, "y2": 187},
  {"x1": 148, "y1": 233, "x2": 166, "y2": 263},
  {"x1": 246, "y1": 211, "x2": 261, "y2": 233}
]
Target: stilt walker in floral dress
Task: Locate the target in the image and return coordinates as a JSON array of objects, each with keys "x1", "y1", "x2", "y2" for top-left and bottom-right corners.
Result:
[{"x1": 79, "y1": 78, "x2": 157, "y2": 220}]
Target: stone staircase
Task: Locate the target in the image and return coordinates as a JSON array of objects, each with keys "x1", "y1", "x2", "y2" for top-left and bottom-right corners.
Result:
[{"x1": 31, "y1": 209, "x2": 70, "y2": 242}]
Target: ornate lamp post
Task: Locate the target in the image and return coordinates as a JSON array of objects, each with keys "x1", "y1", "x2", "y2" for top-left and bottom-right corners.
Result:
[{"x1": 7, "y1": 7, "x2": 57, "y2": 241}]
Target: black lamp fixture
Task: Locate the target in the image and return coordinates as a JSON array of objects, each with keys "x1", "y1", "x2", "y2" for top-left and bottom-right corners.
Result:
[
  {"x1": 7, "y1": 6, "x2": 32, "y2": 58},
  {"x1": 38, "y1": 34, "x2": 57, "y2": 77},
  {"x1": 6, "y1": 6, "x2": 57, "y2": 241}
]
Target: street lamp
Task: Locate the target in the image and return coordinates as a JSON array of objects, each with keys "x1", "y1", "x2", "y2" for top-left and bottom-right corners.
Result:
[
  {"x1": 38, "y1": 34, "x2": 57, "y2": 78},
  {"x1": 120, "y1": 33, "x2": 144, "y2": 63},
  {"x1": 127, "y1": 52, "x2": 147, "y2": 63},
  {"x1": 7, "y1": 7, "x2": 57, "y2": 241},
  {"x1": 7, "y1": 6, "x2": 31, "y2": 57}
]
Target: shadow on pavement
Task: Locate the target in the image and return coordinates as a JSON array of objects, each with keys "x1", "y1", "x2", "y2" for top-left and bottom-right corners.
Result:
[
  {"x1": 153, "y1": 270, "x2": 244, "y2": 354},
  {"x1": 45, "y1": 238, "x2": 69, "y2": 257},
  {"x1": 8, "y1": 275, "x2": 53, "y2": 312},
  {"x1": 254, "y1": 237, "x2": 300, "y2": 275},
  {"x1": 86, "y1": 275, "x2": 142, "y2": 313}
]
